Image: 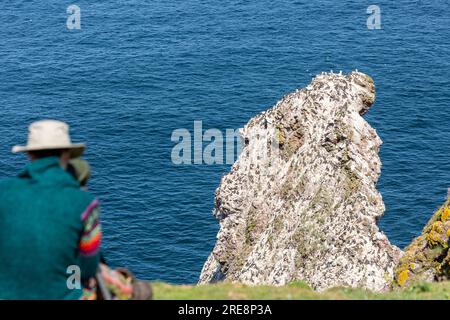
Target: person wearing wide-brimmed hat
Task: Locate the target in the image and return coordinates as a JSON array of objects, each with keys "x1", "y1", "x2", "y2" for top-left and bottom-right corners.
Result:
[{"x1": 0, "y1": 120, "x2": 102, "y2": 299}]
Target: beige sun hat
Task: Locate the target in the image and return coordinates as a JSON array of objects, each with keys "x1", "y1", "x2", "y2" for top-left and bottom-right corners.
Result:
[{"x1": 12, "y1": 120, "x2": 85, "y2": 158}]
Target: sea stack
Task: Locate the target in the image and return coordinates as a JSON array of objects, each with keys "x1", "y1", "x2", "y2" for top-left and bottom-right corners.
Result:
[{"x1": 199, "y1": 71, "x2": 402, "y2": 291}]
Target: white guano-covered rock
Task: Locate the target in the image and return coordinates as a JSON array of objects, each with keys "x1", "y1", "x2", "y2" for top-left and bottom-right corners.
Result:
[{"x1": 199, "y1": 71, "x2": 402, "y2": 291}]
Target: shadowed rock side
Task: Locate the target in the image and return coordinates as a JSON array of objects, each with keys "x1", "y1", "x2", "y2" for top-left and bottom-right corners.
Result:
[
  {"x1": 394, "y1": 198, "x2": 450, "y2": 288},
  {"x1": 199, "y1": 71, "x2": 402, "y2": 291}
]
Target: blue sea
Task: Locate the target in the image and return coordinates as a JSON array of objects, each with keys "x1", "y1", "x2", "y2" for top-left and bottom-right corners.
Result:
[{"x1": 0, "y1": 1, "x2": 449, "y2": 284}]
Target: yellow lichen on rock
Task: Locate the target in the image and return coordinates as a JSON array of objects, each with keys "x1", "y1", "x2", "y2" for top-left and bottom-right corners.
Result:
[
  {"x1": 427, "y1": 221, "x2": 446, "y2": 247},
  {"x1": 441, "y1": 208, "x2": 450, "y2": 222},
  {"x1": 393, "y1": 198, "x2": 450, "y2": 288},
  {"x1": 397, "y1": 270, "x2": 410, "y2": 287}
]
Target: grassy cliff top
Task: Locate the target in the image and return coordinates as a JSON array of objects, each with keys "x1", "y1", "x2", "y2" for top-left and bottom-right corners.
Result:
[{"x1": 151, "y1": 281, "x2": 450, "y2": 300}]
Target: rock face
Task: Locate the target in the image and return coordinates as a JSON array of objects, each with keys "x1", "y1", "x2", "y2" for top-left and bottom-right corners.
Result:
[
  {"x1": 394, "y1": 198, "x2": 450, "y2": 287},
  {"x1": 199, "y1": 71, "x2": 402, "y2": 291}
]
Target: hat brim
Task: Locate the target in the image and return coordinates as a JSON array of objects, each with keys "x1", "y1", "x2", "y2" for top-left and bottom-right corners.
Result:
[{"x1": 12, "y1": 143, "x2": 85, "y2": 159}]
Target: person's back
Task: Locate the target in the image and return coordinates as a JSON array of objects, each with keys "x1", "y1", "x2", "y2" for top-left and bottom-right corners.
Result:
[{"x1": 0, "y1": 120, "x2": 101, "y2": 299}]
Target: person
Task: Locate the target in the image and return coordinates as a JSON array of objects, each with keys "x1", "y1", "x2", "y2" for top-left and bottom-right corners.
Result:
[{"x1": 0, "y1": 120, "x2": 102, "y2": 299}]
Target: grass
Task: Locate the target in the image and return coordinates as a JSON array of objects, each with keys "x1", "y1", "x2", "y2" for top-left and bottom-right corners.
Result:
[{"x1": 151, "y1": 281, "x2": 450, "y2": 300}]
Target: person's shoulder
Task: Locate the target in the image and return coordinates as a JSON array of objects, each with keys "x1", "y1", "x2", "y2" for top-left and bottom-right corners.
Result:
[
  {"x1": 0, "y1": 176, "x2": 25, "y2": 190},
  {"x1": 0, "y1": 177, "x2": 27, "y2": 202},
  {"x1": 68, "y1": 187, "x2": 99, "y2": 207}
]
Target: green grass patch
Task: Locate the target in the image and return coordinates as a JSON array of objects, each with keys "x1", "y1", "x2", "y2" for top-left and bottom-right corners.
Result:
[{"x1": 151, "y1": 281, "x2": 450, "y2": 300}]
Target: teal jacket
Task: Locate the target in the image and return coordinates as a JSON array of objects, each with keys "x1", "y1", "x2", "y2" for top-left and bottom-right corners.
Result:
[{"x1": 0, "y1": 157, "x2": 101, "y2": 300}]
